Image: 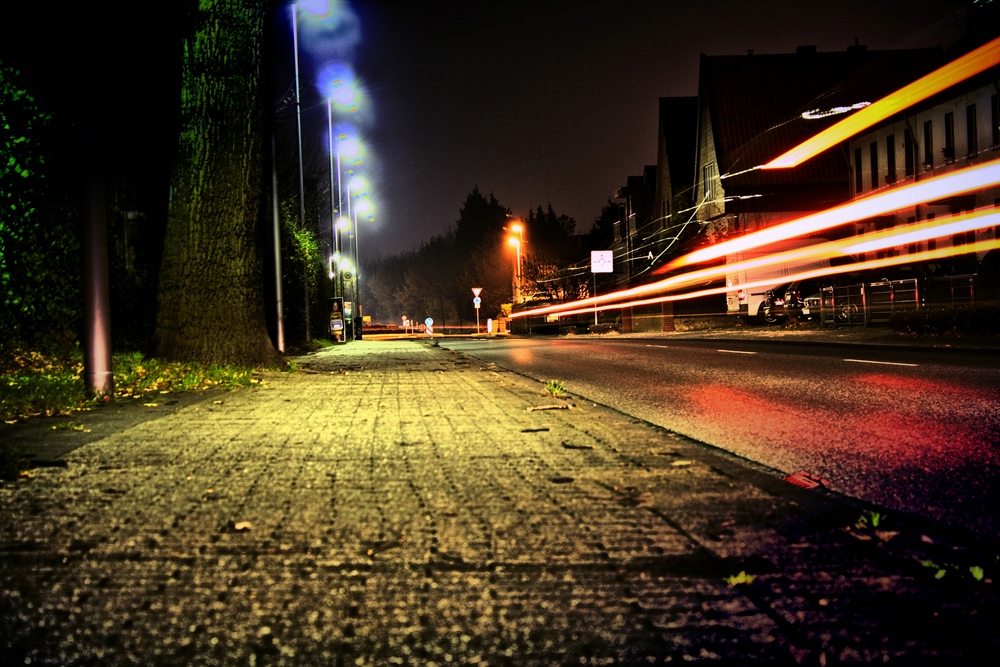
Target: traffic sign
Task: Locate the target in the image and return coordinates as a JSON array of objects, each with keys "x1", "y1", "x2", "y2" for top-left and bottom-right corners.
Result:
[
  {"x1": 472, "y1": 287, "x2": 482, "y2": 297},
  {"x1": 425, "y1": 317, "x2": 434, "y2": 326},
  {"x1": 473, "y1": 296, "x2": 481, "y2": 305},
  {"x1": 591, "y1": 250, "x2": 614, "y2": 273}
]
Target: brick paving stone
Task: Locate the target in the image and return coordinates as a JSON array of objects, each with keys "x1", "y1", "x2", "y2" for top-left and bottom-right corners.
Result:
[{"x1": 1, "y1": 339, "x2": 998, "y2": 665}]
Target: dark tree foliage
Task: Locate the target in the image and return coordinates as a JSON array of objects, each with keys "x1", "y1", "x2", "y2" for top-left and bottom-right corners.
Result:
[
  {"x1": 454, "y1": 187, "x2": 511, "y2": 251},
  {"x1": 583, "y1": 199, "x2": 619, "y2": 252},
  {"x1": 526, "y1": 204, "x2": 576, "y2": 245},
  {"x1": 0, "y1": 65, "x2": 80, "y2": 359}
]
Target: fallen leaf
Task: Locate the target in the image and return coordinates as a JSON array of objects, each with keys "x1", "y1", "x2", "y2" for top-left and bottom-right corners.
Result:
[
  {"x1": 233, "y1": 521, "x2": 253, "y2": 532},
  {"x1": 875, "y1": 530, "x2": 900, "y2": 542},
  {"x1": 213, "y1": 400, "x2": 224, "y2": 405},
  {"x1": 671, "y1": 460, "x2": 693, "y2": 467},
  {"x1": 143, "y1": 402, "x2": 158, "y2": 408}
]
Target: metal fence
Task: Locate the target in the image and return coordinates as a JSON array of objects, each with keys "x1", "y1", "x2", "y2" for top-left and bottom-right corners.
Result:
[{"x1": 821, "y1": 275, "x2": 974, "y2": 327}]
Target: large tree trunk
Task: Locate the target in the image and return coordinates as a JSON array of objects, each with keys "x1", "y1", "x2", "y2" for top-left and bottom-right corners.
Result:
[{"x1": 155, "y1": 0, "x2": 281, "y2": 366}]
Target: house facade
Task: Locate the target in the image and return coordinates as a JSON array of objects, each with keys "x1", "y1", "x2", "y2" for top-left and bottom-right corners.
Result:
[{"x1": 847, "y1": 77, "x2": 1000, "y2": 270}]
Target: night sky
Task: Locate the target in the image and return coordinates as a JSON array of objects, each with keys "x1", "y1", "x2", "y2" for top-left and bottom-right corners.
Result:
[{"x1": 292, "y1": 0, "x2": 969, "y2": 258}]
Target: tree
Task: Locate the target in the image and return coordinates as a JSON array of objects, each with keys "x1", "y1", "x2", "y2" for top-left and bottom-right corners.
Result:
[
  {"x1": 583, "y1": 199, "x2": 619, "y2": 251},
  {"x1": 454, "y1": 186, "x2": 510, "y2": 252},
  {"x1": 155, "y1": 0, "x2": 281, "y2": 366},
  {"x1": 0, "y1": 64, "x2": 80, "y2": 359}
]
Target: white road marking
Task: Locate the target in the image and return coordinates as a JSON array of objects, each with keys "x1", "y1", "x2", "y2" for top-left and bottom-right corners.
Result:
[
  {"x1": 843, "y1": 358, "x2": 919, "y2": 367},
  {"x1": 717, "y1": 349, "x2": 757, "y2": 355}
]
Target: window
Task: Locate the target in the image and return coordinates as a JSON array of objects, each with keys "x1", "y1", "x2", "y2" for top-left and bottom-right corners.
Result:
[
  {"x1": 886, "y1": 134, "x2": 896, "y2": 183},
  {"x1": 967, "y1": 104, "x2": 978, "y2": 157},
  {"x1": 702, "y1": 162, "x2": 716, "y2": 202},
  {"x1": 854, "y1": 148, "x2": 863, "y2": 192},
  {"x1": 943, "y1": 112, "x2": 955, "y2": 160},
  {"x1": 923, "y1": 120, "x2": 933, "y2": 167},
  {"x1": 869, "y1": 141, "x2": 878, "y2": 189},
  {"x1": 904, "y1": 129, "x2": 915, "y2": 176}
]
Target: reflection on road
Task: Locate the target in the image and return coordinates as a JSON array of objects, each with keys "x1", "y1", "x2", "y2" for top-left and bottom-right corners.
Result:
[{"x1": 444, "y1": 337, "x2": 1000, "y2": 537}]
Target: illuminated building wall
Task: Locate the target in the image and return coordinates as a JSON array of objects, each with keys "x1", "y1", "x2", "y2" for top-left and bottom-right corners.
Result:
[{"x1": 847, "y1": 76, "x2": 1000, "y2": 266}]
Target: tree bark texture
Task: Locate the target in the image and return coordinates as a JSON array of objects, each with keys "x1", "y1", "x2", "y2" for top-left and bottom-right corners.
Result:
[{"x1": 155, "y1": 0, "x2": 281, "y2": 366}]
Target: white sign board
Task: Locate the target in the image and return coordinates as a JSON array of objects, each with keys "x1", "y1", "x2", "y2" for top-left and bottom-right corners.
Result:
[
  {"x1": 472, "y1": 287, "x2": 482, "y2": 297},
  {"x1": 591, "y1": 250, "x2": 614, "y2": 273}
]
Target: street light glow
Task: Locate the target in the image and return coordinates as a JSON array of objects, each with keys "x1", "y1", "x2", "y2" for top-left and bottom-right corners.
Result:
[
  {"x1": 355, "y1": 199, "x2": 373, "y2": 216},
  {"x1": 297, "y1": 0, "x2": 331, "y2": 17}
]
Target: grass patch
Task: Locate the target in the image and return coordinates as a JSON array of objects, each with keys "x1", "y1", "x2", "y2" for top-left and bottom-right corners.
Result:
[
  {"x1": 284, "y1": 338, "x2": 336, "y2": 356},
  {"x1": 1, "y1": 349, "x2": 261, "y2": 423}
]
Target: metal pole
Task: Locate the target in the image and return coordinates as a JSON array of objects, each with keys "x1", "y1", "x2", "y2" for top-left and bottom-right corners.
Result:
[
  {"x1": 326, "y1": 97, "x2": 340, "y2": 297},
  {"x1": 593, "y1": 273, "x2": 598, "y2": 326},
  {"x1": 335, "y1": 150, "x2": 343, "y2": 307},
  {"x1": 352, "y1": 205, "x2": 360, "y2": 340},
  {"x1": 291, "y1": 5, "x2": 310, "y2": 340},
  {"x1": 83, "y1": 131, "x2": 113, "y2": 396},
  {"x1": 270, "y1": 133, "x2": 285, "y2": 352}
]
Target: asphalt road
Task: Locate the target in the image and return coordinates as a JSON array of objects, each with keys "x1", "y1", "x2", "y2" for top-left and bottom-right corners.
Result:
[{"x1": 442, "y1": 335, "x2": 1000, "y2": 540}]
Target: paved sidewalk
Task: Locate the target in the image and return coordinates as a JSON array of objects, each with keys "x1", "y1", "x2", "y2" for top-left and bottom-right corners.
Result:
[{"x1": 1, "y1": 339, "x2": 997, "y2": 666}]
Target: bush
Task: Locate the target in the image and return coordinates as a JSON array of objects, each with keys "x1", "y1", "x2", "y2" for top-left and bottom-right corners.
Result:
[{"x1": 1, "y1": 65, "x2": 81, "y2": 357}]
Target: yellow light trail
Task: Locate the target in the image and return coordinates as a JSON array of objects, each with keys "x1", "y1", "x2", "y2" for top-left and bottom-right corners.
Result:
[
  {"x1": 762, "y1": 36, "x2": 1000, "y2": 169},
  {"x1": 510, "y1": 208, "x2": 1000, "y2": 320},
  {"x1": 664, "y1": 157, "x2": 1000, "y2": 270}
]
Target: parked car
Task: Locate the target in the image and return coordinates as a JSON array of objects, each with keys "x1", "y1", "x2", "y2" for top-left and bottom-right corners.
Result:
[{"x1": 760, "y1": 278, "x2": 824, "y2": 323}]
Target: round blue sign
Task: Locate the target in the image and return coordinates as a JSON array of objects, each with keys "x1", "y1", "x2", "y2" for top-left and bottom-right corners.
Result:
[
  {"x1": 425, "y1": 317, "x2": 434, "y2": 326},
  {"x1": 473, "y1": 297, "x2": 481, "y2": 305}
]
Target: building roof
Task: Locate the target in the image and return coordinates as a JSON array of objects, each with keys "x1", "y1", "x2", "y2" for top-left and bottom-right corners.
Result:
[
  {"x1": 700, "y1": 46, "x2": 943, "y2": 205},
  {"x1": 659, "y1": 97, "x2": 698, "y2": 198}
]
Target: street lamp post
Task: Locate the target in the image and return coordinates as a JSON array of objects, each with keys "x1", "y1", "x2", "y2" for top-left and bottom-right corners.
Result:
[
  {"x1": 507, "y1": 236, "x2": 521, "y2": 303},
  {"x1": 290, "y1": 3, "x2": 310, "y2": 340},
  {"x1": 506, "y1": 221, "x2": 525, "y2": 304}
]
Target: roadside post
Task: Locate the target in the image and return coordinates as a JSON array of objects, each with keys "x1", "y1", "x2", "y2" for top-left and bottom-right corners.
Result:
[
  {"x1": 590, "y1": 250, "x2": 613, "y2": 326},
  {"x1": 472, "y1": 287, "x2": 483, "y2": 334},
  {"x1": 424, "y1": 317, "x2": 434, "y2": 336}
]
